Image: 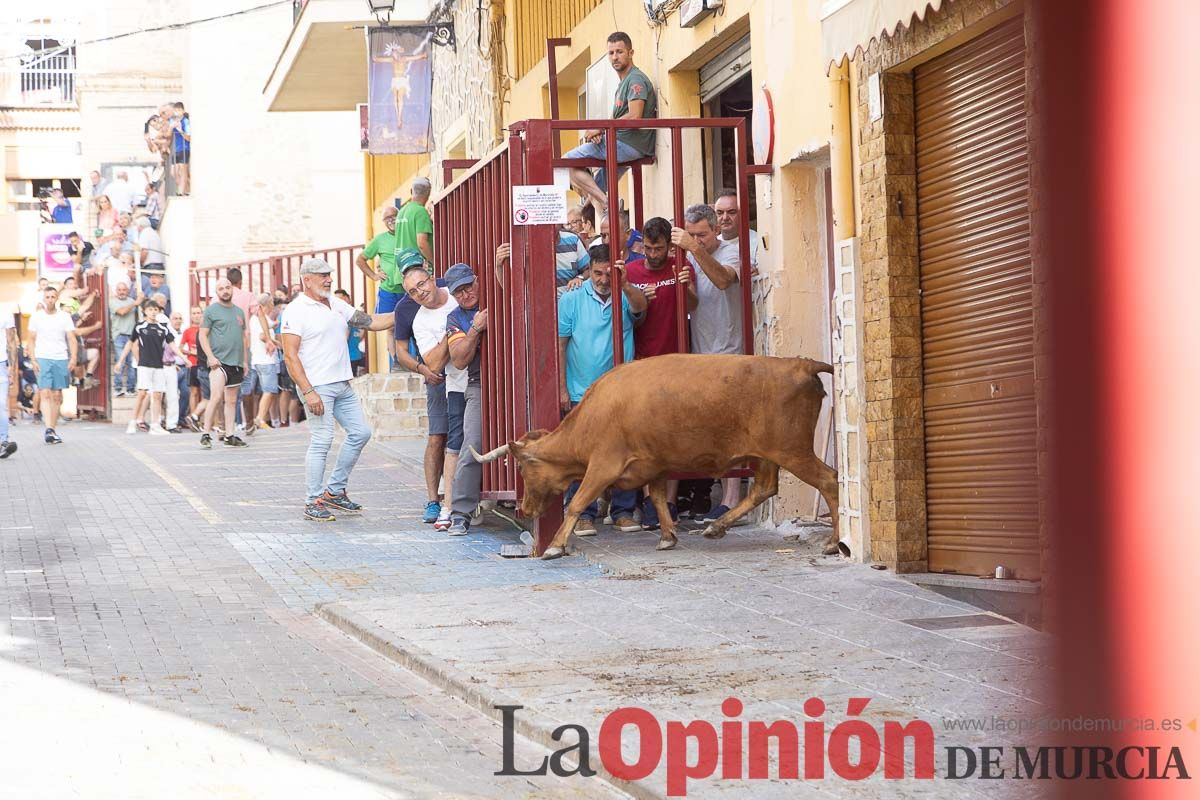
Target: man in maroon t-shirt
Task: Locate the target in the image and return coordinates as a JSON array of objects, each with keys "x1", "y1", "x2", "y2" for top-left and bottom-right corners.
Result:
[
  {"x1": 624, "y1": 217, "x2": 699, "y2": 531},
  {"x1": 625, "y1": 216, "x2": 697, "y2": 358}
]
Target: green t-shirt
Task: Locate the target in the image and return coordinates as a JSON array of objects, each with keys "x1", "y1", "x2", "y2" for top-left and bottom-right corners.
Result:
[
  {"x1": 109, "y1": 296, "x2": 137, "y2": 338},
  {"x1": 201, "y1": 302, "x2": 246, "y2": 367},
  {"x1": 362, "y1": 230, "x2": 401, "y2": 293},
  {"x1": 396, "y1": 200, "x2": 433, "y2": 257},
  {"x1": 614, "y1": 66, "x2": 657, "y2": 156}
]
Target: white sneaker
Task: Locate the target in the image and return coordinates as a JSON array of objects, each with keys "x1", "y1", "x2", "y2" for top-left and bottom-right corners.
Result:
[
  {"x1": 433, "y1": 506, "x2": 452, "y2": 531},
  {"x1": 125, "y1": 420, "x2": 138, "y2": 434},
  {"x1": 148, "y1": 425, "x2": 168, "y2": 436}
]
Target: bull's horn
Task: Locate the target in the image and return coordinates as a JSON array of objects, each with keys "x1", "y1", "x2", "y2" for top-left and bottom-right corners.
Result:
[{"x1": 470, "y1": 443, "x2": 510, "y2": 463}]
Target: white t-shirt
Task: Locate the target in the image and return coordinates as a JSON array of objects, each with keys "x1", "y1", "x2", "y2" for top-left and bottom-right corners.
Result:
[
  {"x1": 137, "y1": 226, "x2": 166, "y2": 266},
  {"x1": 249, "y1": 314, "x2": 274, "y2": 366},
  {"x1": 719, "y1": 228, "x2": 762, "y2": 270},
  {"x1": 105, "y1": 178, "x2": 135, "y2": 214},
  {"x1": 29, "y1": 309, "x2": 77, "y2": 361},
  {"x1": 412, "y1": 292, "x2": 468, "y2": 393},
  {"x1": 689, "y1": 238, "x2": 744, "y2": 355},
  {"x1": 279, "y1": 293, "x2": 355, "y2": 388}
]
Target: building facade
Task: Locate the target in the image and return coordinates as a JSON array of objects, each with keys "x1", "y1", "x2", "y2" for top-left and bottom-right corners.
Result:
[{"x1": 824, "y1": 0, "x2": 1047, "y2": 583}]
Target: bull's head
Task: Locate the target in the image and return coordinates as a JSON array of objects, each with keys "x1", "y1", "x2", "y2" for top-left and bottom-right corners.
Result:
[{"x1": 471, "y1": 429, "x2": 565, "y2": 518}]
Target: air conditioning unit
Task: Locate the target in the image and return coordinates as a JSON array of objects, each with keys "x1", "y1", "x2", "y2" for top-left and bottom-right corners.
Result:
[{"x1": 679, "y1": 0, "x2": 722, "y2": 28}]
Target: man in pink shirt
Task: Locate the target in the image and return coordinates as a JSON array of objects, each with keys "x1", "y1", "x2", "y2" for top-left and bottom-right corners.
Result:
[{"x1": 227, "y1": 267, "x2": 260, "y2": 431}]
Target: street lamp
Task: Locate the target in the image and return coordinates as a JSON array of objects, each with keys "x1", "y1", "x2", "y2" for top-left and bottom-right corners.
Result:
[{"x1": 367, "y1": 0, "x2": 394, "y2": 24}]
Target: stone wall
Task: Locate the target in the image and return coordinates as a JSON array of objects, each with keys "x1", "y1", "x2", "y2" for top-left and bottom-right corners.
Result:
[
  {"x1": 428, "y1": 0, "x2": 506, "y2": 191},
  {"x1": 852, "y1": 0, "x2": 1027, "y2": 572},
  {"x1": 354, "y1": 373, "x2": 430, "y2": 440}
]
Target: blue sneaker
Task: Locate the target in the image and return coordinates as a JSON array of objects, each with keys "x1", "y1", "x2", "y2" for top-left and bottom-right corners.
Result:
[
  {"x1": 699, "y1": 504, "x2": 731, "y2": 524},
  {"x1": 422, "y1": 500, "x2": 441, "y2": 524},
  {"x1": 641, "y1": 498, "x2": 660, "y2": 530}
]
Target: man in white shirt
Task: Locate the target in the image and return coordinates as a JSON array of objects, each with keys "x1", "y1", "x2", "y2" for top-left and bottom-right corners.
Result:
[
  {"x1": 714, "y1": 188, "x2": 763, "y2": 274},
  {"x1": 27, "y1": 285, "x2": 78, "y2": 444},
  {"x1": 403, "y1": 263, "x2": 468, "y2": 532},
  {"x1": 105, "y1": 170, "x2": 135, "y2": 215},
  {"x1": 281, "y1": 258, "x2": 393, "y2": 522},
  {"x1": 672, "y1": 202, "x2": 748, "y2": 524}
]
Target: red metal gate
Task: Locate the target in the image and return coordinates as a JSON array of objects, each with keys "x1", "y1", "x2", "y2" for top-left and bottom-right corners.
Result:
[
  {"x1": 434, "y1": 116, "x2": 755, "y2": 554},
  {"x1": 76, "y1": 270, "x2": 109, "y2": 418}
]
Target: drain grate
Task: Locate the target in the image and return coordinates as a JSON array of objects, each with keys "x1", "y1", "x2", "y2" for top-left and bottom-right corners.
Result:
[{"x1": 900, "y1": 614, "x2": 1013, "y2": 631}]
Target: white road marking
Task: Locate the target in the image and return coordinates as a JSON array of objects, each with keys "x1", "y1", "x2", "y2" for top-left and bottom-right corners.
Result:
[
  {"x1": 4, "y1": 570, "x2": 43, "y2": 574},
  {"x1": 114, "y1": 440, "x2": 223, "y2": 524}
]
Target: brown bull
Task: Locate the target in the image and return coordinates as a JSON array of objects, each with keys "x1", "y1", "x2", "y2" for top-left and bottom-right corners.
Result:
[{"x1": 473, "y1": 354, "x2": 839, "y2": 559}]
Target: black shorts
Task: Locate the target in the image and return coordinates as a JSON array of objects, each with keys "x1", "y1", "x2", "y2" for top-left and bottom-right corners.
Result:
[
  {"x1": 174, "y1": 149, "x2": 190, "y2": 165},
  {"x1": 278, "y1": 362, "x2": 294, "y2": 391},
  {"x1": 217, "y1": 364, "x2": 244, "y2": 387},
  {"x1": 187, "y1": 365, "x2": 200, "y2": 387}
]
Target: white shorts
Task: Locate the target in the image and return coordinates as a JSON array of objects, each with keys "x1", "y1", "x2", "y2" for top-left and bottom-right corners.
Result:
[{"x1": 136, "y1": 366, "x2": 168, "y2": 393}]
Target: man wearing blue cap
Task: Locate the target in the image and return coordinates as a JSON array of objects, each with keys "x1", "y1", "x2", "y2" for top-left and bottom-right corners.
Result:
[{"x1": 443, "y1": 263, "x2": 486, "y2": 535}]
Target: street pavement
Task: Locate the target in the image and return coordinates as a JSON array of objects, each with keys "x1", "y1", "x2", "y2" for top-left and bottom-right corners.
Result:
[{"x1": 0, "y1": 418, "x2": 623, "y2": 800}]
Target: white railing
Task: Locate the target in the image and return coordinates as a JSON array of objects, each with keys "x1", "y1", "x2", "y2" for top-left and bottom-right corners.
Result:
[{"x1": 2, "y1": 49, "x2": 76, "y2": 106}]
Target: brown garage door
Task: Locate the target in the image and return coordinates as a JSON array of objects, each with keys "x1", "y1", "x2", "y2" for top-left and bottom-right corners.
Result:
[{"x1": 914, "y1": 17, "x2": 1039, "y2": 579}]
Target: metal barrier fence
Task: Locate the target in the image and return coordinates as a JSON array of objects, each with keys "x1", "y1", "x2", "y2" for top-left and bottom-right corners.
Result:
[
  {"x1": 434, "y1": 116, "x2": 755, "y2": 553},
  {"x1": 189, "y1": 245, "x2": 371, "y2": 363}
]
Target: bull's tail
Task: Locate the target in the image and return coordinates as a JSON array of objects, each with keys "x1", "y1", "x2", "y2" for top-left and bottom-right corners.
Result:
[{"x1": 793, "y1": 358, "x2": 834, "y2": 399}]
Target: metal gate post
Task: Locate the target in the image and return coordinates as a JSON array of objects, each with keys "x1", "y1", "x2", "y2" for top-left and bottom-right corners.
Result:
[
  {"x1": 520, "y1": 119, "x2": 565, "y2": 554},
  {"x1": 735, "y1": 119, "x2": 754, "y2": 354}
]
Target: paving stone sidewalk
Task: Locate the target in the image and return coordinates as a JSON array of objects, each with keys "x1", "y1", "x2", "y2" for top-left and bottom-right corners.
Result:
[
  {"x1": 0, "y1": 420, "x2": 623, "y2": 799},
  {"x1": 328, "y1": 446, "x2": 1053, "y2": 800}
]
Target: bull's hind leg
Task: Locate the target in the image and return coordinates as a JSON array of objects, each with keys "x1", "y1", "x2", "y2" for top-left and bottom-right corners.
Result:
[
  {"x1": 542, "y1": 468, "x2": 615, "y2": 560},
  {"x1": 647, "y1": 479, "x2": 677, "y2": 551},
  {"x1": 702, "y1": 460, "x2": 780, "y2": 540},
  {"x1": 779, "y1": 454, "x2": 841, "y2": 555}
]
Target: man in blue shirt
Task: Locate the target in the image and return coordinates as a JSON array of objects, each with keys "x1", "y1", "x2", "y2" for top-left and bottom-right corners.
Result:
[
  {"x1": 444, "y1": 263, "x2": 486, "y2": 536},
  {"x1": 45, "y1": 189, "x2": 72, "y2": 223},
  {"x1": 557, "y1": 244, "x2": 647, "y2": 534}
]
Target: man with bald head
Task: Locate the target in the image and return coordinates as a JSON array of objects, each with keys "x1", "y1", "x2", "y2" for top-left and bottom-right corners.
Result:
[
  {"x1": 198, "y1": 277, "x2": 249, "y2": 448},
  {"x1": 109, "y1": 280, "x2": 138, "y2": 396}
]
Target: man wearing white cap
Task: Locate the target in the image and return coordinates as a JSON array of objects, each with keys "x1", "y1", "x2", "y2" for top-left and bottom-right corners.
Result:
[{"x1": 280, "y1": 257, "x2": 395, "y2": 521}]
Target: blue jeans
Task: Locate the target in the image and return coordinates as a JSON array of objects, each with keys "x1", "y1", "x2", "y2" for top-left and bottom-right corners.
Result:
[
  {"x1": 304, "y1": 381, "x2": 372, "y2": 503},
  {"x1": 561, "y1": 402, "x2": 637, "y2": 521},
  {"x1": 564, "y1": 137, "x2": 645, "y2": 193},
  {"x1": 176, "y1": 364, "x2": 190, "y2": 422},
  {"x1": 113, "y1": 334, "x2": 134, "y2": 391},
  {"x1": 0, "y1": 360, "x2": 9, "y2": 444}
]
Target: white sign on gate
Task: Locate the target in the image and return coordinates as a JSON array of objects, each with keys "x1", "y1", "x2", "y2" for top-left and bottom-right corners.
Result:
[{"x1": 512, "y1": 185, "x2": 568, "y2": 226}]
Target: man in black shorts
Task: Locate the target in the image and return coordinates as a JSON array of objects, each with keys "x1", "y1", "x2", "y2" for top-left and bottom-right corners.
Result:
[{"x1": 198, "y1": 277, "x2": 249, "y2": 448}]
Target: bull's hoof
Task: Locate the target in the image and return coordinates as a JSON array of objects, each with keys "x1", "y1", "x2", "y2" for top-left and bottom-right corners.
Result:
[
  {"x1": 541, "y1": 546, "x2": 566, "y2": 560},
  {"x1": 656, "y1": 538, "x2": 677, "y2": 551},
  {"x1": 823, "y1": 540, "x2": 841, "y2": 556},
  {"x1": 702, "y1": 525, "x2": 726, "y2": 540}
]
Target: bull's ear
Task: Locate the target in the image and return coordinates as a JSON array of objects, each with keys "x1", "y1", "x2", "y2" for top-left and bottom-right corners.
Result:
[{"x1": 509, "y1": 440, "x2": 540, "y2": 464}]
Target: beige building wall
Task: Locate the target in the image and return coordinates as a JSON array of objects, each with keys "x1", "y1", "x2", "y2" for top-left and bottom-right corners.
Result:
[{"x1": 181, "y1": 0, "x2": 365, "y2": 275}]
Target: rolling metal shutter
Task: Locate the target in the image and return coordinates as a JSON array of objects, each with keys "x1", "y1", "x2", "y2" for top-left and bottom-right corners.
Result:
[
  {"x1": 914, "y1": 17, "x2": 1039, "y2": 579},
  {"x1": 700, "y1": 34, "x2": 751, "y2": 104}
]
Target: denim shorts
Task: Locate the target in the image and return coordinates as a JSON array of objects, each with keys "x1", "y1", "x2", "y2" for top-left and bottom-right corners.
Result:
[
  {"x1": 196, "y1": 366, "x2": 211, "y2": 400},
  {"x1": 254, "y1": 363, "x2": 280, "y2": 394},
  {"x1": 426, "y1": 379, "x2": 448, "y2": 436},
  {"x1": 446, "y1": 390, "x2": 465, "y2": 452},
  {"x1": 37, "y1": 358, "x2": 69, "y2": 390}
]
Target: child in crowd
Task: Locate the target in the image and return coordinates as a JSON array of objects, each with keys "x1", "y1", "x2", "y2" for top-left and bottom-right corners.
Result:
[{"x1": 127, "y1": 298, "x2": 174, "y2": 435}]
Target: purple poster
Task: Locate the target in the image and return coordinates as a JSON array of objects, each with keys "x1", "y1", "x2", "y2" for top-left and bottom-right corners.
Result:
[{"x1": 38, "y1": 223, "x2": 76, "y2": 277}]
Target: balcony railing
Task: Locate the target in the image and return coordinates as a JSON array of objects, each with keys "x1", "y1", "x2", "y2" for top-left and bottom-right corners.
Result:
[{"x1": 1, "y1": 49, "x2": 76, "y2": 106}]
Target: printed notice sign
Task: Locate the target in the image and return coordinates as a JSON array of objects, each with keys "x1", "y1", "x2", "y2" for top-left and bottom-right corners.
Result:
[{"x1": 512, "y1": 185, "x2": 568, "y2": 225}]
